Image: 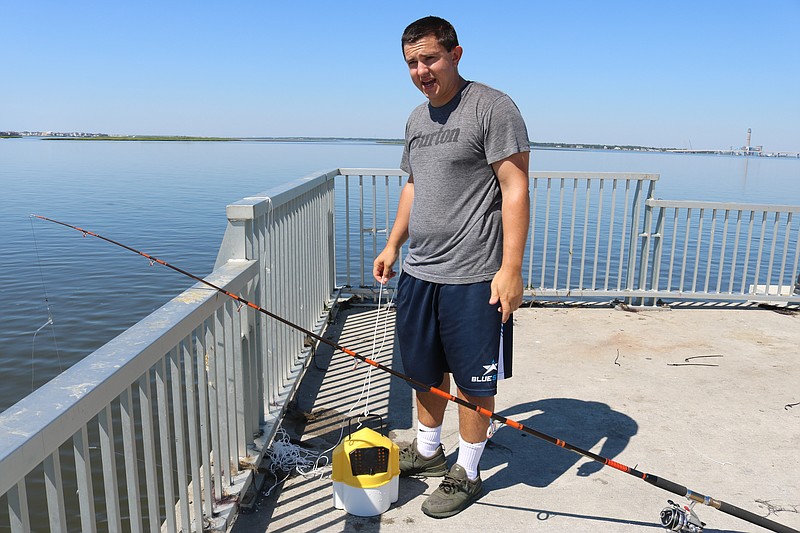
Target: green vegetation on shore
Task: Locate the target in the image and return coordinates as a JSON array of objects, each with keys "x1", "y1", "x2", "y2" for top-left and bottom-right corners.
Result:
[
  {"x1": 41, "y1": 135, "x2": 404, "y2": 143},
  {"x1": 41, "y1": 135, "x2": 416, "y2": 145},
  {"x1": 43, "y1": 135, "x2": 239, "y2": 142}
]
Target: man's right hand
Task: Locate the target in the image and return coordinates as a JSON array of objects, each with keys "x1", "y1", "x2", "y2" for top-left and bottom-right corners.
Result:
[{"x1": 373, "y1": 247, "x2": 399, "y2": 284}]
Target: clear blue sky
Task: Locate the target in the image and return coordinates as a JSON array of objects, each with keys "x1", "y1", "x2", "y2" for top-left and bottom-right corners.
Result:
[{"x1": 2, "y1": 1, "x2": 799, "y2": 151}]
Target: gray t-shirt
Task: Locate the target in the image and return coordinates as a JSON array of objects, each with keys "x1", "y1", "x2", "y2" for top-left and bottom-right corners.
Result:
[{"x1": 400, "y1": 81, "x2": 530, "y2": 284}]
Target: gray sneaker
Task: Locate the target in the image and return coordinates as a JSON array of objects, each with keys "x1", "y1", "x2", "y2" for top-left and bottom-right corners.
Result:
[
  {"x1": 421, "y1": 464, "x2": 482, "y2": 518},
  {"x1": 399, "y1": 438, "x2": 448, "y2": 477}
]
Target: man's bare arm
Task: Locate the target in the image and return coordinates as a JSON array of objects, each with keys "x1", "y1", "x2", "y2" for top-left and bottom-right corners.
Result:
[{"x1": 490, "y1": 152, "x2": 530, "y2": 322}]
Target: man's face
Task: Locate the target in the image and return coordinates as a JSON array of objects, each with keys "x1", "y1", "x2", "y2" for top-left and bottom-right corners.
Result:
[{"x1": 403, "y1": 35, "x2": 463, "y2": 107}]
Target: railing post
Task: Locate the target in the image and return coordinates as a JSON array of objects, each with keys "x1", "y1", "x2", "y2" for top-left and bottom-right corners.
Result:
[
  {"x1": 7, "y1": 481, "x2": 30, "y2": 533},
  {"x1": 628, "y1": 179, "x2": 659, "y2": 305},
  {"x1": 359, "y1": 175, "x2": 365, "y2": 287},
  {"x1": 649, "y1": 202, "x2": 666, "y2": 301},
  {"x1": 625, "y1": 180, "x2": 644, "y2": 304},
  {"x1": 214, "y1": 218, "x2": 248, "y2": 267},
  {"x1": 73, "y1": 426, "x2": 97, "y2": 533}
]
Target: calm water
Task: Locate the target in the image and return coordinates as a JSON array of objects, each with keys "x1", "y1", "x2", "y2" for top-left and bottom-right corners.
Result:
[{"x1": 1, "y1": 138, "x2": 798, "y2": 412}]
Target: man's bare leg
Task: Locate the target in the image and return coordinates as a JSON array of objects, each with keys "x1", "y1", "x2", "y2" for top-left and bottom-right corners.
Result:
[
  {"x1": 456, "y1": 388, "x2": 493, "y2": 480},
  {"x1": 403, "y1": 374, "x2": 449, "y2": 473},
  {"x1": 457, "y1": 388, "x2": 493, "y2": 442},
  {"x1": 416, "y1": 373, "x2": 450, "y2": 428}
]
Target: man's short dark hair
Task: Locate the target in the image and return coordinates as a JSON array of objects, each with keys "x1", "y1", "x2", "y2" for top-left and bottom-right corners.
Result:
[{"x1": 401, "y1": 16, "x2": 459, "y2": 52}]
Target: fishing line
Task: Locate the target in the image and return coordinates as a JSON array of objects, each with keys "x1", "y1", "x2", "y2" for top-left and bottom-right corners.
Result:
[
  {"x1": 264, "y1": 315, "x2": 396, "y2": 499},
  {"x1": 28, "y1": 216, "x2": 64, "y2": 390},
  {"x1": 30, "y1": 318, "x2": 53, "y2": 391},
  {"x1": 31, "y1": 215, "x2": 799, "y2": 533},
  {"x1": 294, "y1": 283, "x2": 395, "y2": 477},
  {"x1": 668, "y1": 354, "x2": 723, "y2": 367},
  {"x1": 361, "y1": 281, "x2": 394, "y2": 417},
  {"x1": 264, "y1": 276, "x2": 395, "y2": 495}
]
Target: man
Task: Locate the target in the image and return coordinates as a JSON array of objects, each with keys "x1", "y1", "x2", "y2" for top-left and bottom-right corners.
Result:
[{"x1": 372, "y1": 16, "x2": 530, "y2": 518}]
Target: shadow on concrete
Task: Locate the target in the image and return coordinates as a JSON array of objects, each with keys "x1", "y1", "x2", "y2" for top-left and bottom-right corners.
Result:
[{"x1": 481, "y1": 398, "x2": 638, "y2": 489}]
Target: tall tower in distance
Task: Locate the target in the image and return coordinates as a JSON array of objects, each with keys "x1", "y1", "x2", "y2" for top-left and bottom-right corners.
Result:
[{"x1": 742, "y1": 128, "x2": 762, "y2": 155}]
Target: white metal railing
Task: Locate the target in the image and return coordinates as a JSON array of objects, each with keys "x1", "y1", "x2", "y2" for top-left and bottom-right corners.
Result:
[
  {"x1": 335, "y1": 168, "x2": 409, "y2": 290},
  {"x1": 335, "y1": 170, "x2": 662, "y2": 300},
  {"x1": 525, "y1": 172, "x2": 658, "y2": 299},
  {"x1": 641, "y1": 199, "x2": 800, "y2": 302},
  {"x1": 216, "y1": 169, "x2": 338, "y2": 413},
  {"x1": 0, "y1": 170, "x2": 338, "y2": 532},
  {"x1": 0, "y1": 261, "x2": 261, "y2": 532},
  {"x1": 335, "y1": 169, "x2": 800, "y2": 304},
  {"x1": 2, "y1": 166, "x2": 798, "y2": 532}
]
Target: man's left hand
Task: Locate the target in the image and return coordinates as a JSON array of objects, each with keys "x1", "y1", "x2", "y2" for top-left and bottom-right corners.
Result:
[{"x1": 489, "y1": 267, "x2": 523, "y2": 323}]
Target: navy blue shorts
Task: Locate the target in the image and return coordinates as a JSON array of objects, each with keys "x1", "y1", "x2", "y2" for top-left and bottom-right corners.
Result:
[{"x1": 395, "y1": 273, "x2": 513, "y2": 397}]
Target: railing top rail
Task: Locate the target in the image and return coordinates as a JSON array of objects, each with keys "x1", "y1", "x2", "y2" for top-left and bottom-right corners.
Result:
[
  {"x1": 0, "y1": 260, "x2": 257, "y2": 496},
  {"x1": 226, "y1": 169, "x2": 339, "y2": 220},
  {"x1": 337, "y1": 168, "x2": 409, "y2": 177},
  {"x1": 334, "y1": 168, "x2": 660, "y2": 181},
  {"x1": 529, "y1": 171, "x2": 660, "y2": 181},
  {"x1": 647, "y1": 198, "x2": 800, "y2": 213}
]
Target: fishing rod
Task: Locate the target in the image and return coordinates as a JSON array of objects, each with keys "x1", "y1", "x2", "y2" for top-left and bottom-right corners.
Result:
[{"x1": 32, "y1": 214, "x2": 797, "y2": 533}]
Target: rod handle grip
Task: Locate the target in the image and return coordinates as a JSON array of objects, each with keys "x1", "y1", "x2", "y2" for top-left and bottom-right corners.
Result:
[
  {"x1": 645, "y1": 475, "x2": 687, "y2": 498},
  {"x1": 718, "y1": 501, "x2": 800, "y2": 533}
]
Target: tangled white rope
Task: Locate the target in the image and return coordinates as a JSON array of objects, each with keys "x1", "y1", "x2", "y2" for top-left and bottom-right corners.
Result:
[{"x1": 262, "y1": 428, "x2": 329, "y2": 496}]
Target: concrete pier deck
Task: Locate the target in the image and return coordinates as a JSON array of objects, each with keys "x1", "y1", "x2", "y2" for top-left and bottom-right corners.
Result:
[{"x1": 231, "y1": 302, "x2": 800, "y2": 533}]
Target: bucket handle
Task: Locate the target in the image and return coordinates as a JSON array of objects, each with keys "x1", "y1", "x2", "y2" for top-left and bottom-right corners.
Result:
[{"x1": 347, "y1": 413, "x2": 386, "y2": 439}]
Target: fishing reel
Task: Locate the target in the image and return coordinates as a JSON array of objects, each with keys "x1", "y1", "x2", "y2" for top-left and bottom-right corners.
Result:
[{"x1": 660, "y1": 500, "x2": 705, "y2": 532}]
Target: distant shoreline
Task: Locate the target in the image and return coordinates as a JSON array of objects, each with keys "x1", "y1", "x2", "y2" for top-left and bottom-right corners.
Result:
[
  {"x1": 9, "y1": 134, "x2": 673, "y2": 151},
  {"x1": 2, "y1": 134, "x2": 798, "y2": 157},
  {"x1": 35, "y1": 135, "x2": 405, "y2": 144},
  {"x1": 40, "y1": 135, "x2": 239, "y2": 142}
]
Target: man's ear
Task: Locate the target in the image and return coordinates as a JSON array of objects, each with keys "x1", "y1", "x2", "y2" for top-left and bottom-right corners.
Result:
[{"x1": 451, "y1": 45, "x2": 463, "y2": 66}]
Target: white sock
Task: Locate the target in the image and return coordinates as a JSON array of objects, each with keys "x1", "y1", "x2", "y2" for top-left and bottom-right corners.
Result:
[
  {"x1": 456, "y1": 436, "x2": 486, "y2": 481},
  {"x1": 416, "y1": 422, "x2": 442, "y2": 458}
]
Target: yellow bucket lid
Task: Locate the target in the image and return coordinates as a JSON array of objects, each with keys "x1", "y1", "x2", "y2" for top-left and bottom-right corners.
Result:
[{"x1": 332, "y1": 426, "x2": 400, "y2": 488}]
